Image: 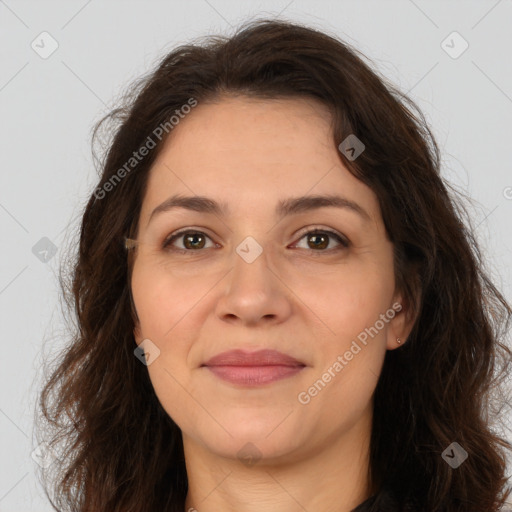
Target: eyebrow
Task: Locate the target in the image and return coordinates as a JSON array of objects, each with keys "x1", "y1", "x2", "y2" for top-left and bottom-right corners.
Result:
[{"x1": 147, "y1": 193, "x2": 371, "y2": 227}]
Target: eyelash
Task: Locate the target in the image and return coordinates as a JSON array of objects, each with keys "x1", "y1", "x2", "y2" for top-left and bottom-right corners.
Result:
[{"x1": 162, "y1": 227, "x2": 350, "y2": 255}]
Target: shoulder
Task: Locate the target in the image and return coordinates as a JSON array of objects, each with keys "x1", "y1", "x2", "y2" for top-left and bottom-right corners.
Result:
[
  {"x1": 354, "y1": 488, "x2": 512, "y2": 512},
  {"x1": 351, "y1": 488, "x2": 429, "y2": 512}
]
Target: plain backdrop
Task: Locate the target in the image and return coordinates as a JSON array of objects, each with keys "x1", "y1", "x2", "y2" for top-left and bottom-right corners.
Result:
[{"x1": 1, "y1": 1, "x2": 511, "y2": 510}]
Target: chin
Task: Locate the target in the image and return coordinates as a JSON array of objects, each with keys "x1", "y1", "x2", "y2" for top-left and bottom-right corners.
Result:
[
  {"x1": 207, "y1": 436, "x2": 302, "y2": 466},
  {"x1": 196, "y1": 422, "x2": 305, "y2": 463}
]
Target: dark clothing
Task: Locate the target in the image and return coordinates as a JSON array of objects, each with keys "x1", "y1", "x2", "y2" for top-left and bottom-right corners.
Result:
[
  {"x1": 352, "y1": 489, "x2": 422, "y2": 512},
  {"x1": 352, "y1": 492, "x2": 396, "y2": 512}
]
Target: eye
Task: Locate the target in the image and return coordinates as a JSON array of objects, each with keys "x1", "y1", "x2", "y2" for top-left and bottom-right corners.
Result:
[
  {"x1": 291, "y1": 228, "x2": 350, "y2": 253},
  {"x1": 162, "y1": 227, "x2": 350, "y2": 254},
  {"x1": 162, "y1": 229, "x2": 217, "y2": 252}
]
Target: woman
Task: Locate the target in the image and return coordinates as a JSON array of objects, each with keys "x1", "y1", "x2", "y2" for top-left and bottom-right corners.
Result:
[{"x1": 37, "y1": 18, "x2": 512, "y2": 512}]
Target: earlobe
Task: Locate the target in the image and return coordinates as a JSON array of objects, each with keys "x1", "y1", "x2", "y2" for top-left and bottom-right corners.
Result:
[
  {"x1": 386, "y1": 328, "x2": 408, "y2": 351},
  {"x1": 386, "y1": 297, "x2": 417, "y2": 350},
  {"x1": 386, "y1": 323, "x2": 407, "y2": 350}
]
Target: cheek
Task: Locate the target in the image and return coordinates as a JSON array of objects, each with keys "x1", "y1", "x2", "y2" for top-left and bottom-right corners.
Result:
[
  {"x1": 296, "y1": 264, "x2": 392, "y2": 398},
  {"x1": 292, "y1": 262, "x2": 392, "y2": 335},
  {"x1": 131, "y1": 263, "x2": 201, "y2": 427},
  {"x1": 131, "y1": 260, "x2": 211, "y2": 339}
]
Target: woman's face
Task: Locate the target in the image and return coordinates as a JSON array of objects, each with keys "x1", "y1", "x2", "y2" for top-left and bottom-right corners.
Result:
[{"x1": 131, "y1": 96, "x2": 411, "y2": 465}]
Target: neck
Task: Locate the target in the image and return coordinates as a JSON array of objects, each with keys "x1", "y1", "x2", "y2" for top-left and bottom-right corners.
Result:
[{"x1": 183, "y1": 406, "x2": 373, "y2": 512}]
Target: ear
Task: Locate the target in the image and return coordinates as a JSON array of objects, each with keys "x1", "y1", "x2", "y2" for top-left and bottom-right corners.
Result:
[
  {"x1": 133, "y1": 323, "x2": 143, "y2": 346},
  {"x1": 128, "y1": 283, "x2": 143, "y2": 346},
  {"x1": 385, "y1": 291, "x2": 420, "y2": 351}
]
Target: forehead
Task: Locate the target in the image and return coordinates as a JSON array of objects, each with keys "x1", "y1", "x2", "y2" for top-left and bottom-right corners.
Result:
[
  {"x1": 140, "y1": 96, "x2": 379, "y2": 225},
  {"x1": 165, "y1": 95, "x2": 334, "y2": 158}
]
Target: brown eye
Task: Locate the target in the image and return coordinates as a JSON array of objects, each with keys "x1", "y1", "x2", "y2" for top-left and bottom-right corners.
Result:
[
  {"x1": 307, "y1": 232, "x2": 329, "y2": 250},
  {"x1": 163, "y1": 230, "x2": 214, "y2": 251},
  {"x1": 294, "y1": 229, "x2": 350, "y2": 252},
  {"x1": 161, "y1": 227, "x2": 349, "y2": 255},
  {"x1": 182, "y1": 232, "x2": 206, "y2": 250}
]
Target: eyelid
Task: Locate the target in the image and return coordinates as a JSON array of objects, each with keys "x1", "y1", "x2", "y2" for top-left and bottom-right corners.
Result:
[
  {"x1": 292, "y1": 226, "x2": 350, "y2": 248},
  {"x1": 162, "y1": 227, "x2": 219, "y2": 250}
]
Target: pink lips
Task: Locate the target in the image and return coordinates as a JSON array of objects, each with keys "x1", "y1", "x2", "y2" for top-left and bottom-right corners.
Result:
[{"x1": 202, "y1": 349, "x2": 305, "y2": 386}]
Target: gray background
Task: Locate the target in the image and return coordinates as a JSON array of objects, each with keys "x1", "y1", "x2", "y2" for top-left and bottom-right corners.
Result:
[{"x1": 1, "y1": 0, "x2": 511, "y2": 510}]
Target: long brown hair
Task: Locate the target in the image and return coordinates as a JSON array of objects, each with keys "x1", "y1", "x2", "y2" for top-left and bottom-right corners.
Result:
[{"x1": 37, "y1": 18, "x2": 512, "y2": 511}]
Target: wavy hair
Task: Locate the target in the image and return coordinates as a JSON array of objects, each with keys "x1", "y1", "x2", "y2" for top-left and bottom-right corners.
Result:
[{"x1": 36, "y1": 18, "x2": 512, "y2": 512}]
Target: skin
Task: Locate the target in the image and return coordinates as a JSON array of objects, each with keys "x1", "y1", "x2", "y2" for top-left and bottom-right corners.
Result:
[{"x1": 131, "y1": 96, "x2": 417, "y2": 512}]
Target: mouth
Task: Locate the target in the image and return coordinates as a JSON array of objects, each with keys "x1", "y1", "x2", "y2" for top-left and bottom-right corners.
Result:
[{"x1": 201, "y1": 349, "x2": 306, "y2": 386}]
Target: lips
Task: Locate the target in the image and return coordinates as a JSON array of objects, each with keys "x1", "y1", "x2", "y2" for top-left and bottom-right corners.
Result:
[
  {"x1": 202, "y1": 349, "x2": 306, "y2": 386},
  {"x1": 202, "y1": 349, "x2": 304, "y2": 367}
]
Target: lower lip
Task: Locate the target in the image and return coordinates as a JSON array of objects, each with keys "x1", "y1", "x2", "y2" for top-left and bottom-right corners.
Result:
[{"x1": 204, "y1": 365, "x2": 305, "y2": 386}]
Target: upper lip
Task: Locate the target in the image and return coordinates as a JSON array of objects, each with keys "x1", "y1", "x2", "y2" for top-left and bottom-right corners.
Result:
[{"x1": 202, "y1": 349, "x2": 305, "y2": 367}]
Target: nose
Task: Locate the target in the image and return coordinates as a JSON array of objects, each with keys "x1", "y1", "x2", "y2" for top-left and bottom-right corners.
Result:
[{"x1": 214, "y1": 240, "x2": 293, "y2": 327}]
